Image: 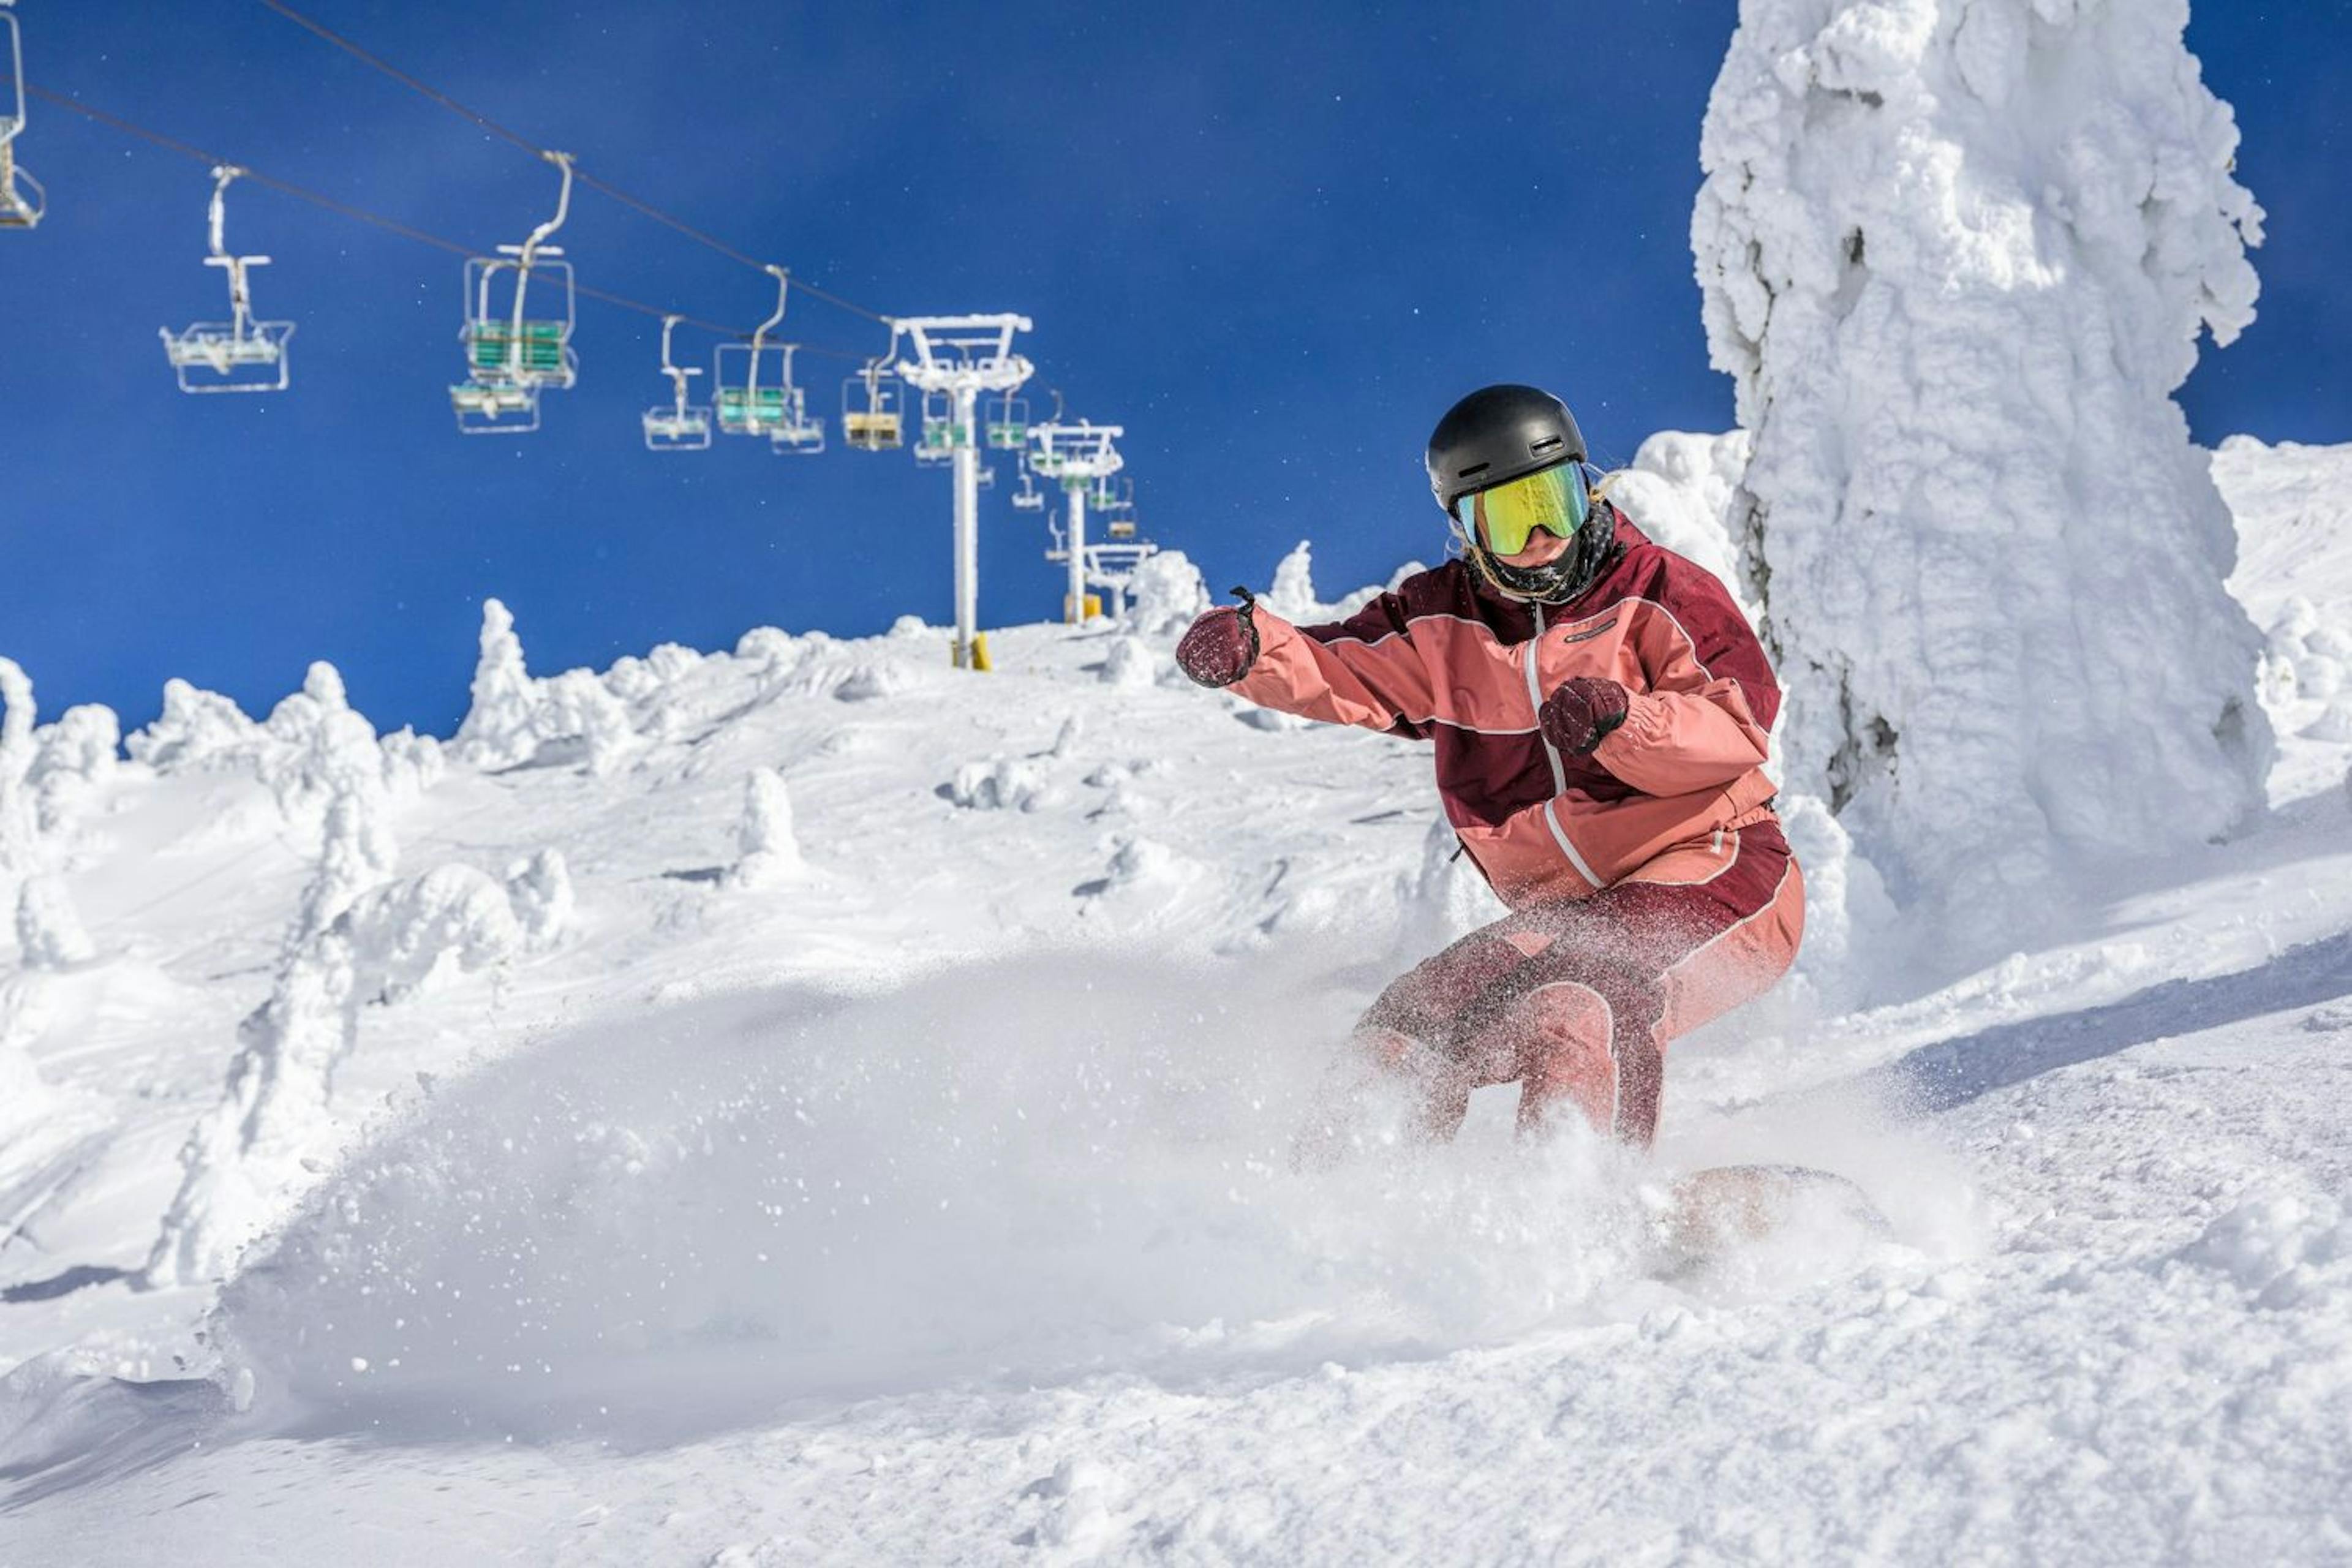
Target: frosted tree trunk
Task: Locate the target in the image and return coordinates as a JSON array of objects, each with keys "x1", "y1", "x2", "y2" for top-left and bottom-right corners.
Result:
[{"x1": 1694, "y1": 0, "x2": 2270, "y2": 945}]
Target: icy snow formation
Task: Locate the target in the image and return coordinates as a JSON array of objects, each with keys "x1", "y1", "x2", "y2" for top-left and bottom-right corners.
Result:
[
  {"x1": 1607, "y1": 431, "x2": 1755, "y2": 616},
  {"x1": 1695, "y1": 0, "x2": 2271, "y2": 943},
  {"x1": 1265, "y1": 541, "x2": 1318, "y2": 621},
  {"x1": 124, "y1": 677, "x2": 269, "y2": 773},
  {"x1": 146, "y1": 855, "x2": 533, "y2": 1287},
  {"x1": 13, "y1": 877, "x2": 95, "y2": 971},
  {"x1": 1125, "y1": 549, "x2": 1212, "y2": 638},
  {"x1": 0, "y1": 659, "x2": 41, "y2": 882},
  {"x1": 453, "y1": 599, "x2": 638, "y2": 775},
  {"x1": 729, "y1": 770, "x2": 802, "y2": 888}
]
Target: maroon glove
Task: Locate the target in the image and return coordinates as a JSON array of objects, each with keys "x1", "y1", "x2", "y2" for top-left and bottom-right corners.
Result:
[
  {"x1": 1176, "y1": 589, "x2": 1262, "y2": 688},
  {"x1": 1539, "y1": 676, "x2": 1630, "y2": 755}
]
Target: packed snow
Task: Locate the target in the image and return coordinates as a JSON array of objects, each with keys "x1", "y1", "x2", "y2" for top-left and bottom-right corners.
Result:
[{"x1": 0, "y1": 431, "x2": 2346, "y2": 1562}]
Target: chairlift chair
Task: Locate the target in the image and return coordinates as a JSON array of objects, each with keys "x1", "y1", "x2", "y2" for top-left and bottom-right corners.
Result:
[
  {"x1": 1107, "y1": 517, "x2": 1137, "y2": 541},
  {"x1": 1011, "y1": 466, "x2": 1046, "y2": 513},
  {"x1": 767, "y1": 383, "x2": 825, "y2": 455},
  {"x1": 451, "y1": 151, "x2": 579, "y2": 434},
  {"x1": 842, "y1": 353, "x2": 904, "y2": 451},
  {"x1": 984, "y1": 393, "x2": 1028, "y2": 451},
  {"x1": 0, "y1": 1, "x2": 42, "y2": 230},
  {"x1": 914, "y1": 389, "x2": 958, "y2": 465},
  {"x1": 713, "y1": 266, "x2": 819, "y2": 453},
  {"x1": 157, "y1": 167, "x2": 295, "y2": 393},
  {"x1": 643, "y1": 314, "x2": 712, "y2": 451}
]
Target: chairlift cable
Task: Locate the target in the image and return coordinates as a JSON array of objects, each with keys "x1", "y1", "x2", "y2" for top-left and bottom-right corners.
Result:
[
  {"x1": 24, "y1": 82, "x2": 869, "y2": 361},
  {"x1": 254, "y1": 0, "x2": 894, "y2": 327}
]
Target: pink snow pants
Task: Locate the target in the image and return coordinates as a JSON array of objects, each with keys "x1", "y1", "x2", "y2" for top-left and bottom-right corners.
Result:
[{"x1": 1358, "y1": 820, "x2": 1804, "y2": 1147}]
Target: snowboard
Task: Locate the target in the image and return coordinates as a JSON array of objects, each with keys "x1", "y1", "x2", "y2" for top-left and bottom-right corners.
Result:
[{"x1": 1646, "y1": 1163, "x2": 1891, "y2": 1280}]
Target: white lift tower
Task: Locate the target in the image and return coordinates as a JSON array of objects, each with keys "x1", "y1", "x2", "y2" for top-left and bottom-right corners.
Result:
[
  {"x1": 1, "y1": 0, "x2": 45, "y2": 229},
  {"x1": 1028, "y1": 421, "x2": 1124, "y2": 625},
  {"x1": 894, "y1": 315, "x2": 1035, "y2": 669}
]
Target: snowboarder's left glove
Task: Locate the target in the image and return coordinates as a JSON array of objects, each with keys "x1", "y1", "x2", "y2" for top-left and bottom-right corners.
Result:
[
  {"x1": 1539, "y1": 676, "x2": 1629, "y2": 755},
  {"x1": 1176, "y1": 589, "x2": 1262, "y2": 688}
]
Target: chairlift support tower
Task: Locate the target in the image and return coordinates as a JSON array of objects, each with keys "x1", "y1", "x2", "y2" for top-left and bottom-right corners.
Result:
[
  {"x1": 1029, "y1": 421, "x2": 1125, "y2": 626},
  {"x1": 0, "y1": 0, "x2": 46, "y2": 229},
  {"x1": 157, "y1": 166, "x2": 296, "y2": 393},
  {"x1": 1083, "y1": 540, "x2": 1159, "y2": 624},
  {"x1": 894, "y1": 314, "x2": 1035, "y2": 669}
]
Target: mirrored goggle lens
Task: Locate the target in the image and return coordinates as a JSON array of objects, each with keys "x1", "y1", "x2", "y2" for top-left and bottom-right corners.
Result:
[{"x1": 1453, "y1": 465, "x2": 1589, "y2": 556}]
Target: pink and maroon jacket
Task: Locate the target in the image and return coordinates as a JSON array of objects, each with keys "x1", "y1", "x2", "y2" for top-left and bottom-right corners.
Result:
[{"x1": 1231, "y1": 505, "x2": 1783, "y2": 909}]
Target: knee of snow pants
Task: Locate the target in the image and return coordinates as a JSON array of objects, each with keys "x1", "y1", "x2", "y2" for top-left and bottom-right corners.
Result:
[{"x1": 1353, "y1": 820, "x2": 1805, "y2": 1148}]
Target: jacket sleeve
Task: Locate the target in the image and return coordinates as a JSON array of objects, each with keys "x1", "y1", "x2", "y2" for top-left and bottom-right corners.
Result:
[
  {"x1": 1228, "y1": 594, "x2": 1435, "y2": 740},
  {"x1": 1592, "y1": 562, "x2": 1779, "y2": 797}
]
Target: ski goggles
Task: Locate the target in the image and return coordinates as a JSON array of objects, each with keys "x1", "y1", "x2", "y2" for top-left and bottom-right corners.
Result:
[{"x1": 1452, "y1": 463, "x2": 1591, "y2": 556}]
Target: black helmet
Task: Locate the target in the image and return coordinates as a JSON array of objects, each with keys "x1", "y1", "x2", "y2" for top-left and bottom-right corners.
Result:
[
  {"x1": 1425, "y1": 383, "x2": 1615, "y2": 605},
  {"x1": 1424, "y1": 383, "x2": 1585, "y2": 511}
]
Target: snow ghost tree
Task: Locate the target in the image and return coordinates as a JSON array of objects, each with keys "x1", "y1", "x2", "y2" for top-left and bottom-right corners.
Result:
[
  {"x1": 0, "y1": 658, "x2": 38, "y2": 881},
  {"x1": 1265, "y1": 542, "x2": 1318, "y2": 622},
  {"x1": 1694, "y1": 0, "x2": 2270, "y2": 944},
  {"x1": 730, "y1": 769, "x2": 802, "y2": 889},
  {"x1": 454, "y1": 599, "x2": 639, "y2": 774}
]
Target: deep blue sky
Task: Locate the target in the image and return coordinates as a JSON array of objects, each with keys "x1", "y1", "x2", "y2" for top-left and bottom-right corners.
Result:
[{"x1": 2, "y1": 1, "x2": 2344, "y2": 736}]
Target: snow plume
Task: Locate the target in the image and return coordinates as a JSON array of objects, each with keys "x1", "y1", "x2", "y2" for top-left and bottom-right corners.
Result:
[
  {"x1": 146, "y1": 862, "x2": 529, "y2": 1287},
  {"x1": 454, "y1": 601, "x2": 640, "y2": 776},
  {"x1": 729, "y1": 769, "x2": 802, "y2": 888},
  {"x1": 214, "y1": 957, "x2": 1673, "y2": 1442},
  {"x1": 1695, "y1": 0, "x2": 2271, "y2": 948}
]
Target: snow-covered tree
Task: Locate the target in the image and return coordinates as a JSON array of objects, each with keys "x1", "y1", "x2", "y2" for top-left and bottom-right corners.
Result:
[
  {"x1": 454, "y1": 598, "x2": 540, "y2": 769},
  {"x1": 146, "y1": 862, "x2": 529, "y2": 1287},
  {"x1": 1265, "y1": 541, "x2": 1319, "y2": 621},
  {"x1": 125, "y1": 678, "x2": 268, "y2": 773},
  {"x1": 15, "y1": 875, "x2": 95, "y2": 969},
  {"x1": 1126, "y1": 551, "x2": 1212, "y2": 639},
  {"x1": 0, "y1": 658, "x2": 38, "y2": 881},
  {"x1": 453, "y1": 599, "x2": 639, "y2": 774},
  {"x1": 1695, "y1": 0, "x2": 2271, "y2": 945},
  {"x1": 731, "y1": 769, "x2": 804, "y2": 888}
]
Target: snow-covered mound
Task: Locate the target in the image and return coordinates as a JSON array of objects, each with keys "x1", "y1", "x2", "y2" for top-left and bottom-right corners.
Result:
[{"x1": 1695, "y1": 0, "x2": 2271, "y2": 955}]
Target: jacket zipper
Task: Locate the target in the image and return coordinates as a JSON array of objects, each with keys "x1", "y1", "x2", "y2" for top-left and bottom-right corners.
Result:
[
  {"x1": 1525, "y1": 603, "x2": 1603, "y2": 890},
  {"x1": 1526, "y1": 603, "x2": 1566, "y2": 794}
]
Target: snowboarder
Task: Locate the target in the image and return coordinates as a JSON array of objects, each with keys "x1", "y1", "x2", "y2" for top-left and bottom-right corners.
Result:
[{"x1": 1177, "y1": 384, "x2": 1803, "y2": 1152}]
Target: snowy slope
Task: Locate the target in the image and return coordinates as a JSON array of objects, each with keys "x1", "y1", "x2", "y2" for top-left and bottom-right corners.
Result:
[{"x1": 0, "y1": 450, "x2": 2350, "y2": 1564}]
